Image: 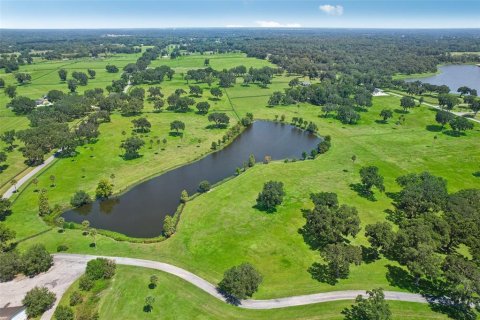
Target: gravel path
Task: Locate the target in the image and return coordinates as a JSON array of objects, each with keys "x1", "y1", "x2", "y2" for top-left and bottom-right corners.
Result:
[{"x1": 1, "y1": 253, "x2": 428, "y2": 319}]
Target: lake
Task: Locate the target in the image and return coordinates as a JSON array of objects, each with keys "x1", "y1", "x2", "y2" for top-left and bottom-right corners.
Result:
[
  {"x1": 63, "y1": 121, "x2": 322, "y2": 238},
  {"x1": 405, "y1": 64, "x2": 480, "y2": 93}
]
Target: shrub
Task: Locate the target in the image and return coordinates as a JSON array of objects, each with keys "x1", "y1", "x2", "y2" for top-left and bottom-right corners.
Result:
[
  {"x1": 0, "y1": 251, "x2": 21, "y2": 282},
  {"x1": 95, "y1": 179, "x2": 113, "y2": 199},
  {"x1": 22, "y1": 287, "x2": 56, "y2": 318},
  {"x1": 163, "y1": 215, "x2": 176, "y2": 237},
  {"x1": 218, "y1": 263, "x2": 262, "y2": 300},
  {"x1": 70, "y1": 190, "x2": 92, "y2": 207},
  {"x1": 22, "y1": 244, "x2": 53, "y2": 277},
  {"x1": 79, "y1": 275, "x2": 94, "y2": 291},
  {"x1": 54, "y1": 305, "x2": 74, "y2": 320},
  {"x1": 57, "y1": 245, "x2": 69, "y2": 252},
  {"x1": 85, "y1": 258, "x2": 116, "y2": 280},
  {"x1": 198, "y1": 180, "x2": 211, "y2": 193},
  {"x1": 69, "y1": 291, "x2": 83, "y2": 306}
]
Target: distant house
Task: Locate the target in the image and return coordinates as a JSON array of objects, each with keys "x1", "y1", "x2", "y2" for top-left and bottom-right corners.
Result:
[
  {"x1": 35, "y1": 98, "x2": 52, "y2": 107},
  {"x1": 300, "y1": 81, "x2": 311, "y2": 87}
]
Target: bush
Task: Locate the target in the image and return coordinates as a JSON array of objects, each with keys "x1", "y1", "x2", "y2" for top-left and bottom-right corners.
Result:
[
  {"x1": 22, "y1": 244, "x2": 53, "y2": 277},
  {"x1": 22, "y1": 287, "x2": 56, "y2": 318},
  {"x1": 57, "y1": 245, "x2": 69, "y2": 252},
  {"x1": 198, "y1": 180, "x2": 211, "y2": 193},
  {"x1": 70, "y1": 190, "x2": 92, "y2": 207},
  {"x1": 69, "y1": 291, "x2": 83, "y2": 306},
  {"x1": 256, "y1": 181, "x2": 285, "y2": 211},
  {"x1": 0, "y1": 251, "x2": 21, "y2": 282},
  {"x1": 86, "y1": 258, "x2": 116, "y2": 280},
  {"x1": 218, "y1": 263, "x2": 262, "y2": 300},
  {"x1": 79, "y1": 275, "x2": 94, "y2": 291},
  {"x1": 163, "y1": 215, "x2": 176, "y2": 237},
  {"x1": 55, "y1": 305, "x2": 74, "y2": 320}
]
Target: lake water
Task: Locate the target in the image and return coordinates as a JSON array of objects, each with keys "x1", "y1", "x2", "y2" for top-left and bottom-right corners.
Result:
[
  {"x1": 405, "y1": 65, "x2": 480, "y2": 93},
  {"x1": 63, "y1": 121, "x2": 321, "y2": 238}
]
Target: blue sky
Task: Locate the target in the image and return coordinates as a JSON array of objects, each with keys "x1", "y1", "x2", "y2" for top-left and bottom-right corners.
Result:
[{"x1": 1, "y1": 0, "x2": 479, "y2": 29}]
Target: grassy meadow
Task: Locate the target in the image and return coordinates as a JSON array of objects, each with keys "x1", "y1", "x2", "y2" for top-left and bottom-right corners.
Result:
[{"x1": 1, "y1": 52, "x2": 479, "y2": 319}]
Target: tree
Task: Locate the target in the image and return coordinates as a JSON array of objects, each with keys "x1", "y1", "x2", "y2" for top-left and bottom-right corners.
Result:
[
  {"x1": 70, "y1": 190, "x2": 92, "y2": 207},
  {"x1": 189, "y1": 85, "x2": 203, "y2": 97},
  {"x1": 1, "y1": 130, "x2": 16, "y2": 151},
  {"x1": 153, "y1": 98, "x2": 165, "y2": 112},
  {"x1": 144, "y1": 296, "x2": 155, "y2": 312},
  {"x1": 5, "y1": 85, "x2": 17, "y2": 98},
  {"x1": 121, "y1": 136, "x2": 145, "y2": 159},
  {"x1": 58, "y1": 69, "x2": 68, "y2": 81},
  {"x1": 149, "y1": 274, "x2": 158, "y2": 288},
  {"x1": 256, "y1": 181, "x2": 285, "y2": 211},
  {"x1": 106, "y1": 64, "x2": 119, "y2": 73},
  {"x1": 163, "y1": 215, "x2": 176, "y2": 237},
  {"x1": 148, "y1": 86, "x2": 163, "y2": 99},
  {"x1": 449, "y1": 116, "x2": 474, "y2": 133},
  {"x1": 22, "y1": 244, "x2": 53, "y2": 276},
  {"x1": 90, "y1": 228, "x2": 97, "y2": 247},
  {"x1": 442, "y1": 254, "x2": 480, "y2": 306},
  {"x1": 95, "y1": 179, "x2": 113, "y2": 199},
  {"x1": 457, "y1": 86, "x2": 471, "y2": 96},
  {"x1": 322, "y1": 243, "x2": 362, "y2": 280},
  {"x1": 22, "y1": 287, "x2": 56, "y2": 318},
  {"x1": 268, "y1": 91, "x2": 284, "y2": 106},
  {"x1": 54, "y1": 305, "x2": 74, "y2": 320},
  {"x1": 359, "y1": 166, "x2": 385, "y2": 193},
  {"x1": 129, "y1": 87, "x2": 145, "y2": 101},
  {"x1": 87, "y1": 69, "x2": 96, "y2": 79},
  {"x1": 248, "y1": 154, "x2": 256, "y2": 167},
  {"x1": 121, "y1": 97, "x2": 144, "y2": 115},
  {"x1": 395, "y1": 172, "x2": 448, "y2": 218},
  {"x1": 132, "y1": 117, "x2": 151, "y2": 133},
  {"x1": 0, "y1": 251, "x2": 21, "y2": 281},
  {"x1": 438, "y1": 94, "x2": 459, "y2": 110},
  {"x1": 208, "y1": 112, "x2": 230, "y2": 128},
  {"x1": 67, "y1": 79, "x2": 78, "y2": 93},
  {"x1": 435, "y1": 110, "x2": 454, "y2": 129},
  {"x1": 7, "y1": 96, "x2": 36, "y2": 114},
  {"x1": 56, "y1": 217, "x2": 65, "y2": 232},
  {"x1": 342, "y1": 288, "x2": 391, "y2": 320},
  {"x1": 0, "y1": 152, "x2": 8, "y2": 167},
  {"x1": 170, "y1": 120, "x2": 185, "y2": 135},
  {"x1": 180, "y1": 190, "x2": 188, "y2": 203},
  {"x1": 218, "y1": 263, "x2": 262, "y2": 300},
  {"x1": 0, "y1": 223, "x2": 15, "y2": 252},
  {"x1": 210, "y1": 87, "x2": 223, "y2": 99},
  {"x1": 337, "y1": 106, "x2": 360, "y2": 124},
  {"x1": 302, "y1": 193, "x2": 360, "y2": 247},
  {"x1": 69, "y1": 291, "x2": 83, "y2": 306},
  {"x1": 46, "y1": 89, "x2": 65, "y2": 102},
  {"x1": 198, "y1": 180, "x2": 211, "y2": 193},
  {"x1": 38, "y1": 189, "x2": 51, "y2": 216},
  {"x1": 196, "y1": 101, "x2": 210, "y2": 114},
  {"x1": 14, "y1": 72, "x2": 32, "y2": 85},
  {"x1": 365, "y1": 222, "x2": 395, "y2": 254},
  {"x1": 81, "y1": 220, "x2": 90, "y2": 234},
  {"x1": 50, "y1": 174, "x2": 56, "y2": 187},
  {"x1": 379, "y1": 109, "x2": 393, "y2": 122},
  {"x1": 400, "y1": 96, "x2": 415, "y2": 112}
]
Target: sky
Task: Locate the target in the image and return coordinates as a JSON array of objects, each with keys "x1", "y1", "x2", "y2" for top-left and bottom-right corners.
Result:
[{"x1": 0, "y1": 0, "x2": 479, "y2": 29}]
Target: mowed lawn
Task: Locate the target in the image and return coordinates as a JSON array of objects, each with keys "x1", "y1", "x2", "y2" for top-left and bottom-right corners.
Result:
[
  {"x1": 89, "y1": 265, "x2": 447, "y2": 320},
  {"x1": 4, "y1": 53, "x2": 479, "y2": 319}
]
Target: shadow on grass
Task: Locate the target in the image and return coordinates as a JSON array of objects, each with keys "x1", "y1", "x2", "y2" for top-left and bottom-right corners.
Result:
[
  {"x1": 361, "y1": 245, "x2": 379, "y2": 264},
  {"x1": 384, "y1": 209, "x2": 404, "y2": 225},
  {"x1": 308, "y1": 262, "x2": 338, "y2": 285},
  {"x1": 216, "y1": 288, "x2": 241, "y2": 306},
  {"x1": 349, "y1": 183, "x2": 376, "y2": 201},
  {"x1": 252, "y1": 204, "x2": 278, "y2": 214},
  {"x1": 169, "y1": 131, "x2": 184, "y2": 137},
  {"x1": 473, "y1": 171, "x2": 480, "y2": 178},
  {"x1": 206, "y1": 124, "x2": 228, "y2": 130},
  {"x1": 394, "y1": 109, "x2": 409, "y2": 114},
  {"x1": 426, "y1": 124, "x2": 443, "y2": 132},
  {"x1": 443, "y1": 130, "x2": 465, "y2": 137},
  {"x1": 374, "y1": 120, "x2": 389, "y2": 124},
  {"x1": 0, "y1": 164, "x2": 9, "y2": 172}
]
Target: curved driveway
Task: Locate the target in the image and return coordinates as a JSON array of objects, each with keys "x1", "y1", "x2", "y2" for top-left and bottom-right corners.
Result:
[{"x1": 1, "y1": 253, "x2": 428, "y2": 319}]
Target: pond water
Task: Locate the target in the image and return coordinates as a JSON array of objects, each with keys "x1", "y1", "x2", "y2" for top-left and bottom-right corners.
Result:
[
  {"x1": 405, "y1": 64, "x2": 480, "y2": 93},
  {"x1": 63, "y1": 121, "x2": 322, "y2": 238}
]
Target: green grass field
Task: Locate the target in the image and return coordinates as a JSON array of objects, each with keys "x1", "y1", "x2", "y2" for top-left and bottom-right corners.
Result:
[
  {"x1": 2, "y1": 53, "x2": 479, "y2": 319},
  {"x1": 90, "y1": 265, "x2": 447, "y2": 320}
]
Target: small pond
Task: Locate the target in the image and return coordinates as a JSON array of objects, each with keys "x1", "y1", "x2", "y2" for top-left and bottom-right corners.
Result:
[
  {"x1": 405, "y1": 64, "x2": 480, "y2": 93},
  {"x1": 63, "y1": 121, "x2": 322, "y2": 238}
]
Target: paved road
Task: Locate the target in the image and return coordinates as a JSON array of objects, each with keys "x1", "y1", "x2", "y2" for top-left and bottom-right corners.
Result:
[
  {"x1": 386, "y1": 91, "x2": 480, "y2": 124},
  {"x1": 1, "y1": 254, "x2": 428, "y2": 319},
  {"x1": 2, "y1": 154, "x2": 57, "y2": 199}
]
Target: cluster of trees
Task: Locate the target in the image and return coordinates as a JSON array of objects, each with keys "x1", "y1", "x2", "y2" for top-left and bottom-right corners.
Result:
[
  {"x1": 210, "y1": 120, "x2": 244, "y2": 151},
  {"x1": 0, "y1": 243, "x2": 52, "y2": 282},
  {"x1": 302, "y1": 192, "x2": 362, "y2": 282},
  {"x1": 435, "y1": 110, "x2": 474, "y2": 134},
  {"x1": 256, "y1": 181, "x2": 285, "y2": 212},
  {"x1": 365, "y1": 172, "x2": 480, "y2": 315},
  {"x1": 0, "y1": 52, "x2": 33, "y2": 73}
]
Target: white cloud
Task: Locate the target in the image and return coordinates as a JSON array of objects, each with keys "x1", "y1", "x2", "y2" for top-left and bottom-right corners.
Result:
[
  {"x1": 255, "y1": 21, "x2": 302, "y2": 28},
  {"x1": 226, "y1": 24, "x2": 245, "y2": 28},
  {"x1": 319, "y1": 4, "x2": 344, "y2": 16}
]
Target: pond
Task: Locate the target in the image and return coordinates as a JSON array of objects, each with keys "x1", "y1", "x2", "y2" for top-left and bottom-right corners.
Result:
[
  {"x1": 63, "y1": 121, "x2": 322, "y2": 238},
  {"x1": 405, "y1": 64, "x2": 480, "y2": 93}
]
